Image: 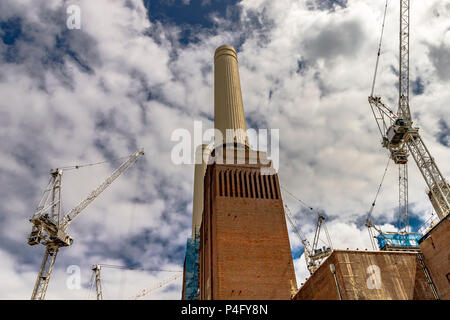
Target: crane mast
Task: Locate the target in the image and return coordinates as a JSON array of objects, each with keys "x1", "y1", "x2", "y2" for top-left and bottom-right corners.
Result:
[
  {"x1": 398, "y1": 0, "x2": 410, "y2": 123},
  {"x1": 31, "y1": 246, "x2": 59, "y2": 300},
  {"x1": 92, "y1": 265, "x2": 103, "y2": 300},
  {"x1": 28, "y1": 150, "x2": 144, "y2": 300},
  {"x1": 397, "y1": 0, "x2": 410, "y2": 232},
  {"x1": 368, "y1": 0, "x2": 450, "y2": 232}
]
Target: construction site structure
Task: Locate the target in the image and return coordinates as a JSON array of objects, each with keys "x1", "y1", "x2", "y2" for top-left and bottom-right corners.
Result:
[
  {"x1": 366, "y1": 218, "x2": 422, "y2": 252},
  {"x1": 28, "y1": 150, "x2": 144, "y2": 300},
  {"x1": 182, "y1": 230, "x2": 200, "y2": 299}
]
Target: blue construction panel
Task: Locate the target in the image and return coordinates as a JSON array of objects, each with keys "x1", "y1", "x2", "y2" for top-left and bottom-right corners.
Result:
[
  {"x1": 183, "y1": 236, "x2": 199, "y2": 300},
  {"x1": 376, "y1": 233, "x2": 422, "y2": 250}
]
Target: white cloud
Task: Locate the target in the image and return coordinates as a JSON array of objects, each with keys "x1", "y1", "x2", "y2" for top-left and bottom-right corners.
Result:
[{"x1": 0, "y1": 0, "x2": 449, "y2": 299}]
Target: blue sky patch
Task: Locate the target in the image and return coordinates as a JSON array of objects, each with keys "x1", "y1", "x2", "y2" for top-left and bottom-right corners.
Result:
[
  {"x1": 143, "y1": 0, "x2": 242, "y2": 45},
  {"x1": 292, "y1": 246, "x2": 305, "y2": 260},
  {"x1": 0, "y1": 17, "x2": 24, "y2": 63},
  {"x1": 436, "y1": 119, "x2": 450, "y2": 147},
  {"x1": 307, "y1": 0, "x2": 348, "y2": 12},
  {"x1": 412, "y1": 76, "x2": 425, "y2": 95},
  {"x1": 0, "y1": 17, "x2": 22, "y2": 45}
]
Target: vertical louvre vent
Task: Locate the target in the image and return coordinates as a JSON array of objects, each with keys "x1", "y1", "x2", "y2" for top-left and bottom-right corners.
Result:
[{"x1": 217, "y1": 169, "x2": 279, "y2": 199}]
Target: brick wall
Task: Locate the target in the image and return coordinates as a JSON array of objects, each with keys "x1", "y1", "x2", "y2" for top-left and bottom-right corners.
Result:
[
  {"x1": 199, "y1": 160, "x2": 297, "y2": 299},
  {"x1": 293, "y1": 250, "x2": 437, "y2": 300},
  {"x1": 419, "y1": 215, "x2": 450, "y2": 300}
]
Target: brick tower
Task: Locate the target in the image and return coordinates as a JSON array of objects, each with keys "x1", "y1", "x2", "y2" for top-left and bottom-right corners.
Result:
[{"x1": 196, "y1": 45, "x2": 297, "y2": 300}]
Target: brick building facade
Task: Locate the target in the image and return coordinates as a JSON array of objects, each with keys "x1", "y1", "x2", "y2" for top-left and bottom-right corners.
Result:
[{"x1": 198, "y1": 146, "x2": 297, "y2": 299}]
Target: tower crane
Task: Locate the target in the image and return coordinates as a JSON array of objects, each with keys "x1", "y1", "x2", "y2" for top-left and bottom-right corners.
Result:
[
  {"x1": 27, "y1": 150, "x2": 144, "y2": 300},
  {"x1": 86, "y1": 264, "x2": 182, "y2": 300},
  {"x1": 368, "y1": 0, "x2": 450, "y2": 237},
  {"x1": 311, "y1": 212, "x2": 333, "y2": 259},
  {"x1": 284, "y1": 205, "x2": 332, "y2": 274}
]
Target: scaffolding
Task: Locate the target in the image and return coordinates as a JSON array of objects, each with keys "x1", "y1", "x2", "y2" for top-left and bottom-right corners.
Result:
[{"x1": 183, "y1": 231, "x2": 200, "y2": 300}]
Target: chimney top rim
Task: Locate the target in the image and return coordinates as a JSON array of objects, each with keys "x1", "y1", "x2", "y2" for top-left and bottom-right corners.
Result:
[{"x1": 214, "y1": 45, "x2": 237, "y2": 60}]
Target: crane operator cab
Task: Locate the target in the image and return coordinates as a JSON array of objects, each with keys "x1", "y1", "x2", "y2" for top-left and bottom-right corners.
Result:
[
  {"x1": 53, "y1": 230, "x2": 74, "y2": 247},
  {"x1": 386, "y1": 118, "x2": 408, "y2": 146}
]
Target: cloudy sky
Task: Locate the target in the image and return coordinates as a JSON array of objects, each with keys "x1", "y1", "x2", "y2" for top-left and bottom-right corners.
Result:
[{"x1": 0, "y1": 0, "x2": 449, "y2": 299}]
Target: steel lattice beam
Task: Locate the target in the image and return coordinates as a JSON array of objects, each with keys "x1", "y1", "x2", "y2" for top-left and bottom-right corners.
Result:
[
  {"x1": 31, "y1": 246, "x2": 59, "y2": 300},
  {"x1": 406, "y1": 131, "x2": 450, "y2": 219}
]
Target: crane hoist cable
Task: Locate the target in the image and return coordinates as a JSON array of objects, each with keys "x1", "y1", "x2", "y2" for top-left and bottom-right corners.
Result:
[
  {"x1": 365, "y1": 156, "x2": 391, "y2": 250},
  {"x1": 371, "y1": 0, "x2": 390, "y2": 96},
  {"x1": 366, "y1": 156, "x2": 391, "y2": 223},
  {"x1": 283, "y1": 204, "x2": 310, "y2": 245},
  {"x1": 57, "y1": 154, "x2": 133, "y2": 171},
  {"x1": 280, "y1": 184, "x2": 315, "y2": 214},
  {"x1": 97, "y1": 263, "x2": 182, "y2": 272},
  {"x1": 87, "y1": 270, "x2": 96, "y2": 299}
]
